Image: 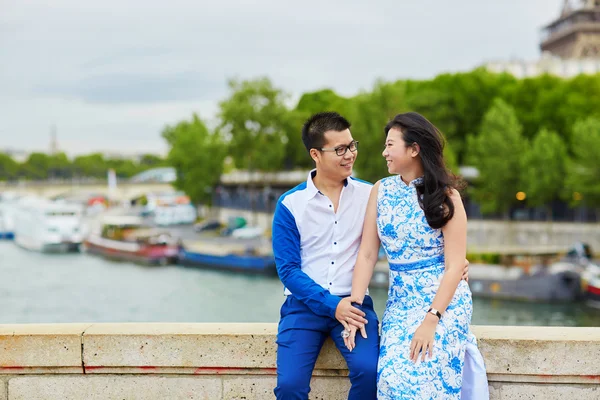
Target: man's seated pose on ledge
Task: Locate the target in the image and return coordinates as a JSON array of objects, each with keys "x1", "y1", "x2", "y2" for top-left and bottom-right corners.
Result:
[{"x1": 271, "y1": 112, "x2": 488, "y2": 399}]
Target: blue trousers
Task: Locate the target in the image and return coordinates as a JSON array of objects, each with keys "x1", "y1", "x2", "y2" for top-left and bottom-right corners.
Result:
[{"x1": 274, "y1": 295, "x2": 379, "y2": 400}]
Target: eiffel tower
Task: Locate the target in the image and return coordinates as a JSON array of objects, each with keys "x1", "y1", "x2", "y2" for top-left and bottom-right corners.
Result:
[{"x1": 540, "y1": 0, "x2": 600, "y2": 58}]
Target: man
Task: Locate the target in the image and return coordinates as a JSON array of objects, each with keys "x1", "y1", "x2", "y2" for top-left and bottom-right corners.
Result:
[
  {"x1": 272, "y1": 112, "x2": 378, "y2": 399},
  {"x1": 272, "y1": 112, "x2": 484, "y2": 399}
]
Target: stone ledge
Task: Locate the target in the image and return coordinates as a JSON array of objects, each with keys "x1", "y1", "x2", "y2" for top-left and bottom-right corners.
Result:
[
  {"x1": 3, "y1": 375, "x2": 350, "y2": 400},
  {"x1": 82, "y1": 323, "x2": 347, "y2": 375},
  {"x1": 7, "y1": 376, "x2": 223, "y2": 400},
  {"x1": 0, "y1": 323, "x2": 597, "y2": 384},
  {"x1": 488, "y1": 382, "x2": 599, "y2": 400},
  {"x1": 0, "y1": 324, "x2": 90, "y2": 374},
  {"x1": 474, "y1": 326, "x2": 600, "y2": 382}
]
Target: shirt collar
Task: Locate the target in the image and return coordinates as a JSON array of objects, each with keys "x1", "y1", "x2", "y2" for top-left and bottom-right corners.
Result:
[
  {"x1": 306, "y1": 169, "x2": 320, "y2": 199},
  {"x1": 306, "y1": 169, "x2": 351, "y2": 199},
  {"x1": 411, "y1": 176, "x2": 424, "y2": 186},
  {"x1": 399, "y1": 175, "x2": 424, "y2": 188}
]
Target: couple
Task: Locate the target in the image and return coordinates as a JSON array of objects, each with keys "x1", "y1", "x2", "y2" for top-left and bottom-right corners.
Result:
[{"x1": 271, "y1": 111, "x2": 489, "y2": 399}]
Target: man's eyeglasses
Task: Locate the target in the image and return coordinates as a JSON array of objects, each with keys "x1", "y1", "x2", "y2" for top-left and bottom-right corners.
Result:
[{"x1": 319, "y1": 140, "x2": 359, "y2": 156}]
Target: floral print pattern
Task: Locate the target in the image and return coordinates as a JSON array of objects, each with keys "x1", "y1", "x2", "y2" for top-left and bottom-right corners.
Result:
[{"x1": 376, "y1": 175, "x2": 473, "y2": 399}]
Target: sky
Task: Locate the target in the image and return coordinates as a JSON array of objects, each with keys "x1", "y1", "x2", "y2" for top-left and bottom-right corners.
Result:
[{"x1": 0, "y1": 0, "x2": 564, "y2": 156}]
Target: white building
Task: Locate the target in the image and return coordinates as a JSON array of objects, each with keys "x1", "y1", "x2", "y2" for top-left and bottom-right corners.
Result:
[{"x1": 484, "y1": 53, "x2": 600, "y2": 78}]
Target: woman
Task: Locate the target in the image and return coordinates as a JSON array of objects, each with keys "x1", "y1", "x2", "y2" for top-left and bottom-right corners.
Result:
[{"x1": 345, "y1": 112, "x2": 485, "y2": 399}]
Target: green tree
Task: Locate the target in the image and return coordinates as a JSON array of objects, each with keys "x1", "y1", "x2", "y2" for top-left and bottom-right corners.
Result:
[
  {"x1": 21, "y1": 152, "x2": 52, "y2": 180},
  {"x1": 465, "y1": 98, "x2": 524, "y2": 216},
  {"x1": 73, "y1": 153, "x2": 107, "y2": 178},
  {"x1": 138, "y1": 154, "x2": 166, "y2": 170},
  {"x1": 565, "y1": 117, "x2": 600, "y2": 208},
  {"x1": 520, "y1": 128, "x2": 568, "y2": 218},
  {"x1": 48, "y1": 152, "x2": 72, "y2": 179},
  {"x1": 282, "y1": 109, "x2": 313, "y2": 170},
  {"x1": 295, "y1": 88, "x2": 347, "y2": 115},
  {"x1": 106, "y1": 157, "x2": 139, "y2": 178},
  {"x1": 444, "y1": 142, "x2": 459, "y2": 174},
  {"x1": 218, "y1": 77, "x2": 288, "y2": 172},
  {"x1": 351, "y1": 80, "x2": 408, "y2": 183},
  {"x1": 162, "y1": 114, "x2": 226, "y2": 205},
  {"x1": 0, "y1": 153, "x2": 19, "y2": 181},
  {"x1": 556, "y1": 74, "x2": 600, "y2": 145},
  {"x1": 406, "y1": 68, "x2": 516, "y2": 163},
  {"x1": 289, "y1": 88, "x2": 353, "y2": 170}
]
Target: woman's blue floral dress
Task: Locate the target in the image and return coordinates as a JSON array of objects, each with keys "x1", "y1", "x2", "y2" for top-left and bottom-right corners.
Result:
[{"x1": 376, "y1": 175, "x2": 473, "y2": 399}]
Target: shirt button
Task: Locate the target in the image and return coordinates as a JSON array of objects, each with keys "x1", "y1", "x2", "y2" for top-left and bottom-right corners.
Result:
[
  {"x1": 334, "y1": 242, "x2": 337, "y2": 245},
  {"x1": 335, "y1": 221, "x2": 337, "y2": 224},
  {"x1": 331, "y1": 261, "x2": 334, "y2": 265},
  {"x1": 329, "y1": 282, "x2": 332, "y2": 285},
  {"x1": 329, "y1": 205, "x2": 332, "y2": 208}
]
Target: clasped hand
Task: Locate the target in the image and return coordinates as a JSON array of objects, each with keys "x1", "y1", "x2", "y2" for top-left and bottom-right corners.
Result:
[{"x1": 335, "y1": 297, "x2": 368, "y2": 351}]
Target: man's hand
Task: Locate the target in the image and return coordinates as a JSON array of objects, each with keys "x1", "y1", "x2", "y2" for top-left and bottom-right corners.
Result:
[
  {"x1": 335, "y1": 297, "x2": 367, "y2": 331},
  {"x1": 462, "y1": 258, "x2": 469, "y2": 282}
]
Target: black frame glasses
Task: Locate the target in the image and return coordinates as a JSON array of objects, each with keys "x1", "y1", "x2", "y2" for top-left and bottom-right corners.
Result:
[{"x1": 319, "y1": 140, "x2": 359, "y2": 156}]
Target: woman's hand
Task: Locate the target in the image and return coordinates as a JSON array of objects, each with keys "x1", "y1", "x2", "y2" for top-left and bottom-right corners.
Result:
[
  {"x1": 344, "y1": 324, "x2": 358, "y2": 351},
  {"x1": 409, "y1": 313, "x2": 438, "y2": 362}
]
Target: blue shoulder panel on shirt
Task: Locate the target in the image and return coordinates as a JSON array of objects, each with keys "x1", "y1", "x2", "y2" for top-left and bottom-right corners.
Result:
[{"x1": 278, "y1": 181, "x2": 308, "y2": 204}]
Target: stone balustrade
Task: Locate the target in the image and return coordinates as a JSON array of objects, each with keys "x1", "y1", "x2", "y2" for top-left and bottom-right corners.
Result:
[{"x1": 0, "y1": 323, "x2": 598, "y2": 399}]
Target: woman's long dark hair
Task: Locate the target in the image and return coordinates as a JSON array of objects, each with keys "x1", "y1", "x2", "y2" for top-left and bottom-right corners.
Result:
[{"x1": 384, "y1": 112, "x2": 463, "y2": 229}]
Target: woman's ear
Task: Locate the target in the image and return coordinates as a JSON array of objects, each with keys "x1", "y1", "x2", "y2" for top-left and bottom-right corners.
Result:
[{"x1": 411, "y1": 143, "x2": 420, "y2": 158}]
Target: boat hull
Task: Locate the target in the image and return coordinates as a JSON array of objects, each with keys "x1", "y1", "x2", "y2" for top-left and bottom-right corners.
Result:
[
  {"x1": 178, "y1": 248, "x2": 276, "y2": 275},
  {"x1": 468, "y1": 270, "x2": 582, "y2": 302},
  {"x1": 84, "y1": 239, "x2": 178, "y2": 266},
  {"x1": 370, "y1": 263, "x2": 583, "y2": 302},
  {"x1": 14, "y1": 235, "x2": 81, "y2": 253},
  {"x1": 0, "y1": 232, "x2": 14, "y2": 240},
  {"x1": 583, "y1": 280, "x2": 600, "y2": 309}
]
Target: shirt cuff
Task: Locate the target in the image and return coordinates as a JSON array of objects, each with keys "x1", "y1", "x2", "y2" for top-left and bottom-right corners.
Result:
[{"x1": 322, "y1": 294, "x2": 342, "y2": 319}]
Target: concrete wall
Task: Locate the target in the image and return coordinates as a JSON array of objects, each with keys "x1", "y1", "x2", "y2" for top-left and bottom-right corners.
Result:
[
  {"x1": 212, "y1": 207, "x2": 600, "y2": 255},
  {"x1": 466, "y1": 220, "x2": 600, "y2": 256},
  {"x1": 0, "y1": 324, "x2": 598, "y2": 399}
]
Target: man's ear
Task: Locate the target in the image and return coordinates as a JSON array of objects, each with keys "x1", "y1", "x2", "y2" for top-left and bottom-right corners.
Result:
[{"x1": 309, "y1": 148, "x2": 320, "y2": 163}]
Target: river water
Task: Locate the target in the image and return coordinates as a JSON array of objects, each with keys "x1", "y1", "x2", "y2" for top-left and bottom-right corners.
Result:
[{"x1": 1, "y1": 242, "x2": 598, "y2": 326}]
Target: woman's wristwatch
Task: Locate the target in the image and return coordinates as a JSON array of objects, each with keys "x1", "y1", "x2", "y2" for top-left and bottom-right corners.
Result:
[{"x1": 427, "y1": 307, "x2": 442, "y2": 320}]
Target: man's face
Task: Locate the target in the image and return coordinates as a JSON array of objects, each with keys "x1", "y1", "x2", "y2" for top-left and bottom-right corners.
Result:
[{"x1": 312, "y1": 128, "x2": 357, "y2": 181}]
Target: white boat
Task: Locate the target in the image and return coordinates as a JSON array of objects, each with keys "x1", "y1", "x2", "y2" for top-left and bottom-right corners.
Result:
[
  {"x1": 140, "y1": 192, "x2": 197, "y2": 226},
  {"x1": 12, "y1": 197, "x2": 84, "y2": 252},
  {"x1": 154, "y1": 203, "x2": 197, "y2": 226},
  {"x1": 0, "y1": 202, "x2": 15, "y2": 240}
]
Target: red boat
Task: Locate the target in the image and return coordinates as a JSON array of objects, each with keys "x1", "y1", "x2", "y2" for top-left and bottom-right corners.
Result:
[
  {"x1": 582, "y1": 263, "x2": 600, "y2": 309},
  {"x1": 83, "y1": 216, "x2": 179, "y2": 265}
]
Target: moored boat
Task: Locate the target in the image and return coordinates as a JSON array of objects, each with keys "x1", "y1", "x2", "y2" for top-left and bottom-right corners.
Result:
[
  {"x1": 370, "y1": 259, "x2": 583, "y2": 302},
  {"x1": 0, "y1": 203, "x2": 15, "y2": 240},
  {"x1": 12, "y1": 197, "x2": 83, "y2": 252},
  {"x1": 581, "y1": 257, "x2": 600, "y2": 309},
  {"x1": 178, "y1": 239, "x2": 276, "y2": 274},
  {"x1": 83, "y1": 216, "x2": 179, "y2": 265},
  {"x1": 582, "y1": 267, "x2": 600, "y2": 309},
  {"x1": 467, "y1": 262, "x2": 583, "y2": 302}
]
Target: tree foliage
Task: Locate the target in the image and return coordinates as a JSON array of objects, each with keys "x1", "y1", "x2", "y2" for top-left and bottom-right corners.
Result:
[
  {"x1": 466, "y1": 98, "x2": 524, "y2": 215},
  {"x1": 218, "y1": 78, "x2": 288, "y2": 172},
  {"x1": 162, "y1": 114, "x2": 226, "y2": 205},
  {"x1": 521, "y1": 128, "x2": 567, "y2": 210},
  {"x1": 565, "y1": 117, "x2": 600, "y2": 207}
]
